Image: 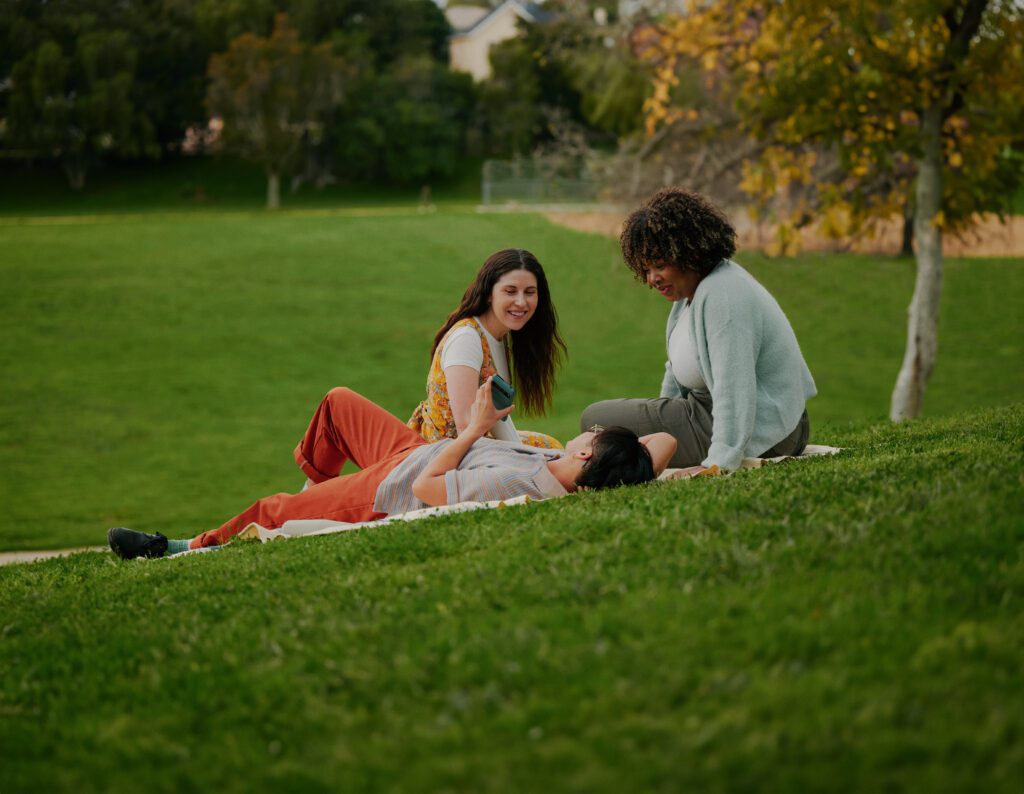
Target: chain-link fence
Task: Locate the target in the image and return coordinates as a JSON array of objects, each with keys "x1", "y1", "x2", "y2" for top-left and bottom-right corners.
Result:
[{"x1": 481, "y1": 158, "x2": 599, "y2": 206}]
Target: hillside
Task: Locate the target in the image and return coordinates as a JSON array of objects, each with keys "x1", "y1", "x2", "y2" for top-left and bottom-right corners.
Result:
[
  {"x1": 2, "y1": 212, "x2": 1021, "y2": 550},
  {"x1": 1, "y1": 404, "x2": 1021, "y2": 792}
]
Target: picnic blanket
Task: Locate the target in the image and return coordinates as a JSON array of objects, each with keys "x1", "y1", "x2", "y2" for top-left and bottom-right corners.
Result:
[
  {"x1": 658, "y1": 443, "x2": 842, "y2": 481},
  {"x1": 166, "y1": 495, "x2": 536, "y2": 557},
  {"x1": 167, "y1": 444, "x2": 842, "y2": 557}
]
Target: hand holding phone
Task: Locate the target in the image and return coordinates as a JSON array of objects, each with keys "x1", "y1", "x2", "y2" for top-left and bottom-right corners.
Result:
[{"x1": 489, "y1": 374, "x2": 515, "y2": 421}]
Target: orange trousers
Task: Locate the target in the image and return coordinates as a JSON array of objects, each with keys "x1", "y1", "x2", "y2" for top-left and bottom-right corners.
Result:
[{"x1": 191, "y1": 388, "x2": 427, "y2": 548}]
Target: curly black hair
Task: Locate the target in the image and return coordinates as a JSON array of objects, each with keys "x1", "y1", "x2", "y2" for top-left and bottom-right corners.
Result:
[{"x1": 620, "y1": 188, "x2": 737, "y2": 281}]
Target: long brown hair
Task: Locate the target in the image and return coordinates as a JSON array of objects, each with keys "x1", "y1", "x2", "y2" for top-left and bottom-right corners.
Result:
[{"x1": 431, "y1": 249, "x2": 567, "y2": 417}]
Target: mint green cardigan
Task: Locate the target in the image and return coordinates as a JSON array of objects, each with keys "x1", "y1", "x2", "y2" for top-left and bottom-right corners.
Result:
[{"x1": 660, "y1": 260, "x2": 816, "y2": 471}]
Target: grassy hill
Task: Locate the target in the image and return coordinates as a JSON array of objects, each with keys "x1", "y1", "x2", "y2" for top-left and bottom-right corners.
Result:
[
  {"x1": 0, "y1": 404, "x2": 1021, "y2": 792},
  {"x1": 1, "y1": 211, "x2": 1021, "y2": 550},
  {"x1": 1, "y1": 207, "x2": 1021, "y2": 791}
]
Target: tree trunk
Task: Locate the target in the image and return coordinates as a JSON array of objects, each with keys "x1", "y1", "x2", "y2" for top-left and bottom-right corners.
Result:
[
  {"x1": 62, "y1": 153, "x2": 88, "y2": 191},
  {"x1": 890, "y1": 105, "x2": 943, "y2": 421},
  {"x1": 899, "y1": 200, "x2": 914, "y2": 257},
  {"x1": 266, "y1": 171, "x2": 280, "y2": 210}
]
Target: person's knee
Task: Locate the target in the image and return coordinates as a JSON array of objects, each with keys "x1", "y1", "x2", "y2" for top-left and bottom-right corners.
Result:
[
  {"x1": 579, "y1": 402, "x2": 601, "y2": 431},
  {"x1": 327, "y1": 386, "x2": 355, "y2": 406},
  {"x1": 580, "y1": 401, "x2": 614, "y2": 432}
]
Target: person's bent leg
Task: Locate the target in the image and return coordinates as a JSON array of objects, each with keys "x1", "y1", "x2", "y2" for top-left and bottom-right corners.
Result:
[
  {"x1": 295, "y1": 387, "x2": 425, "y2": 483},
  {"x1": 581, "y1": 394, "x2": 713, "y2": 468},
  {"x1": 191, "y1": 452, "x2": 411, "y2": 548},
  {"x1": 761, "y1": 410, "x2": 810, "y2": 458}
]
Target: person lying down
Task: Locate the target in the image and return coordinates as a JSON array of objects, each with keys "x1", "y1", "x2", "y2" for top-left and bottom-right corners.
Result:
[{"x1": 107, "y1": 379, "x2": 677, "y2": 560}]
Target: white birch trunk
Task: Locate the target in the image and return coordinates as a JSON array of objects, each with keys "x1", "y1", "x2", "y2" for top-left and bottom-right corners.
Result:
[
  {"x1": 266, "y1": 171, "x2": 281, "y2": 210},
  {"x1": 890, "y1": 105, "x2": 943, "y2": 421}
]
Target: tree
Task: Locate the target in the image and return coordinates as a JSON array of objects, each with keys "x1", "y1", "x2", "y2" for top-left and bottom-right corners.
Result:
[
  {"x1": 287, "y1": 0, "x2": 451, "y2": 67},
  {"x1": 206, "y1": 14, "x2": 347, "y2": 208},
  {"x1": 478, "y1": 2, "x2": 649, "y2": 157},
  {"x1": 198, "y1": 0, "x2": 460, "y2": 189},
  {"x1": 373, "y1": 57, "x2": 476, "y2": 183},
  {"x1": 478, "y1": 38, "x2": 544, "y2": 156},
  {"x1": 642, "y1": 0, "x2": 1024, "y2": 419},
  {"x1": 7, "y1": 27, "x2": 155, "y2": 188},
  {"x1": 2, "y1": 0, "x2": 222, "y2": 183}
]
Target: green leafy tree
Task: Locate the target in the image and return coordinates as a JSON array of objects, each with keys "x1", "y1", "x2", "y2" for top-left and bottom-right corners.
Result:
[
  {"x1": 206, "y1": 14, "x2": 348, "y2": 208},
  {"x1": 644, "y1": 0, "x2": 1024, "y2": 420},
  {"x1": 334, "y1": 56, "x2": 474, "y2": 183},
  {"x1": 197, "y1": 0, "x2": 459, "y2": 187},
  {"x1": 287, "y1": 0, "x2": 450, "y2": 67},
  {"x1": 2, "y1": 1, "x2": 223, "y2": 181},
  {"x1": 478, "y1": 38, "x2": 544, "y2": 156},
  {"x1": 7, "y1": 28, "x2": 154, "y2": 188},
  {"x1": 377, "y1": 58, "x2": 475, "y2": 182},
  {"x1": 478, "y1": 2, "x2": 649, "y2": 157}
]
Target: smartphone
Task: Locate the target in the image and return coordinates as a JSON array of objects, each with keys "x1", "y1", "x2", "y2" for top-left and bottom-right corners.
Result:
[{"x1": 490, "y1": 374, "x2": 515, "y2": 421}]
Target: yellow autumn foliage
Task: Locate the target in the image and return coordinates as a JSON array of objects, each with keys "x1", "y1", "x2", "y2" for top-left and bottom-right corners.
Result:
[{"x1": 638, "y1": 0, "x2": 1024, "y2": 237}]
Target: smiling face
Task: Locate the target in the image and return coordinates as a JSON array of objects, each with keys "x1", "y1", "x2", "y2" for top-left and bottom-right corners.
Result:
[
  {"x1": 480, "y1": 268, "x2": 539, "y2": 338},
  {"x1": 644, "y1": 262, "x2": 703, "y2": 302}
]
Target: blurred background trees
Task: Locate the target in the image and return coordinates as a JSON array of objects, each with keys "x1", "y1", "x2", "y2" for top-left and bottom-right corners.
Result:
[
  {"x1": 2, "y1": 0, "x2": 204, "y2": 188},
  {"x1": 638, "y1": 0, "x2": 1024, "y2": 419},
  {"x1": 0, "y1": 0, "x2": 469, "y2": 190},
  {"x1": 2, "y1": 0, "x2": 1020, "y2": 273},
  {"x1": 205, "y1": 14, "x2": 347, "y2": 208},
  {"x1": 0, "y1": 0, "x2": 649, "y2": 191},
  {"x1": 2, "y1": 0, "x2": 1021, "y2": 421}
]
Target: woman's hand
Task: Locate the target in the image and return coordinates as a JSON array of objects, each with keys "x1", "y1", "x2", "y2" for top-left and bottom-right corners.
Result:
[
  {"x1": 659, "y1": 464, "x2": 719, "y2": 481},
  {"x1": 412, "y1": 377, "x2": 513, "y2": 507},
  {"x1": 466, "y1": 377, "x2": 513, "y2": 437}
]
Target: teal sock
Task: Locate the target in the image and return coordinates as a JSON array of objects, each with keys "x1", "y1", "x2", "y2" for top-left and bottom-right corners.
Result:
[{"x1": 166, "y1": 538, "x2": 191, "y2": 555}]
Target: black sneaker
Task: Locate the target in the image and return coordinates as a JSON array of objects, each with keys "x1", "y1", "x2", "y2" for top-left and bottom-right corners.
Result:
[{"x1": 107, "y1": 527, "x2": 168, "y2": 560}]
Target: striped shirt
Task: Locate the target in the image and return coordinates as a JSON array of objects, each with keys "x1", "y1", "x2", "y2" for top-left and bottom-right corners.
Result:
[{"x1": 373, "y1": 438, "x2": 567, "y2": 516}]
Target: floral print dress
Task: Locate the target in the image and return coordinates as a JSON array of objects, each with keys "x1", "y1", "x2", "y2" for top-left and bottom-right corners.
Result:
[{"x1": 408, "y1": 318, "x2": 563, "y2": 449}]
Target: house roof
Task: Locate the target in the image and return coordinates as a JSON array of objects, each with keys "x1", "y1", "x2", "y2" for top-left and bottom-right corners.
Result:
[
  {"x1": 445, "y1": 1, "x2": 547, "y2": 36},
  {"x1": 445, "y1": 5, "x2": 490, "y2": 32}
]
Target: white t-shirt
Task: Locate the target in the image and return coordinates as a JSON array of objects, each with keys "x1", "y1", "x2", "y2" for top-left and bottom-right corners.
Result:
[
  {"x1": 440, "y1": 320, "x2": 511, "y2": 380},
  {"x1": 669, "y1": 304, "x2": 707, "y2": 391},
  {"x1": 440, "y1": 318, "x2": 520, "y2": 441}
]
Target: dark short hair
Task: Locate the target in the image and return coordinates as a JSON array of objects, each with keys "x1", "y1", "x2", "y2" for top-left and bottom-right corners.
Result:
[
  {"x1": 620, "y1": 187, "x2": 737, "y2": 280},
  {"x1": 576, "y1": 427, "x2": 656, "y2": 491}
]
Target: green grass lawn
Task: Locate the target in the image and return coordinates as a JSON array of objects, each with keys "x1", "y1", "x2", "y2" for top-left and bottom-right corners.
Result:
[
  {"x1": 1, "y1": 211, "x2": 1022, "y2": 550},
  {"x1": 1, "y1": 209, "x2": 1022, "y2": 791},
  {"x1": 0, "y1": 405, "x2": 1021, "y2": 792}
]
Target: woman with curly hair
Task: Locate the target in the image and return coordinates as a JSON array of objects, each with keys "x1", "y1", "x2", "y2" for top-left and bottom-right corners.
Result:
[
  {"x1": 409, "y1": 248, "x2": 567, "y2": 449},
  {"x1": 580, "y1": 188, "x2": 816, "y2": 473}
]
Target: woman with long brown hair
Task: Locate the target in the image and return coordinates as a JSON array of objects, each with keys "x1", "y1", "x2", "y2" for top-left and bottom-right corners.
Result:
[{"x1": 408, "y1": 248, "x2": 567, "y2": 448}]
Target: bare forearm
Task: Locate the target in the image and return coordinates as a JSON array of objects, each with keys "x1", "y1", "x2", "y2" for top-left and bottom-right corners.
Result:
[
  {"x1": 413, "y1": 377, "x2": 511, "y2": 505},
  {"x1": 444, "y1": 365, "x2": 478, "y2": 434},
  {"x1": 640, "y1": 432, "x2": 677, "y2": 475}
]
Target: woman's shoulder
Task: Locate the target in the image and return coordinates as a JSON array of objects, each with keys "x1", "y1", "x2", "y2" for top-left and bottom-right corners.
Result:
[
  {"x1": 439, "y1": 321, "x2": 489, "y2": 369},
  {"x1": 704, "y1": 258, "x2": 749, "y2": 284},
  {"x1": 440, "y1": 318, "x2": 485, "y2": 346},
  {"x1": 699, "y1": 260, "x2": 763, "y2": 302}
]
